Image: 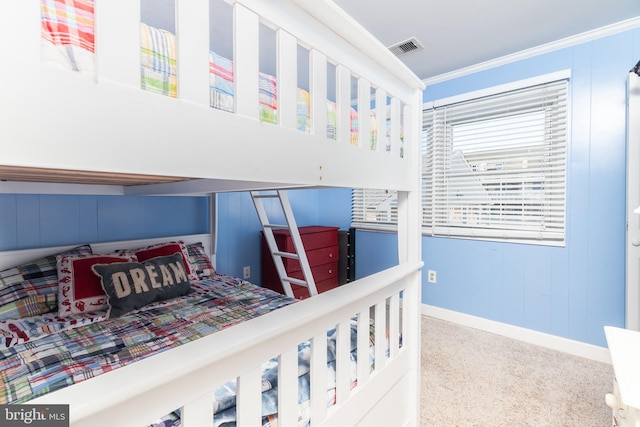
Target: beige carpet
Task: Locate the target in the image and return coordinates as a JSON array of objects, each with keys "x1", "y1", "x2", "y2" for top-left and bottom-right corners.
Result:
[{"x1": 421, "y1": 316, "x2": 614, "y2": 426}]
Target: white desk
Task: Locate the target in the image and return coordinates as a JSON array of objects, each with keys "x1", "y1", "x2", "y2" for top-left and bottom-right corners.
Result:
[{"x1": 605, "y1": 326, "x2": 640, "y2": 426}]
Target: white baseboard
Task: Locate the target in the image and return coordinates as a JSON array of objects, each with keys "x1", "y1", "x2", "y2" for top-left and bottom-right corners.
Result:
[{"x1": 422, "y1": 304, "x2": 611, "y2": 364}]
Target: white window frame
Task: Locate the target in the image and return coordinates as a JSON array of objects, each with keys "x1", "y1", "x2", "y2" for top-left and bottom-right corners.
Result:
[{"x1": 423, "y1": 70, "x2": 570, "y2": 246}]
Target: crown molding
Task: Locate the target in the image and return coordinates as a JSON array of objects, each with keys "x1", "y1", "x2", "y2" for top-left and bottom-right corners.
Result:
[{"x1": 424, "y1": 16, "x2": 640, "y2": 86}]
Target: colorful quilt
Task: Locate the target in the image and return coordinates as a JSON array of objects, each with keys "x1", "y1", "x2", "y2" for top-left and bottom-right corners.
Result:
[
  {"x1": 259, "y1": 72, "x2": 278, "y2": 124},
  {"x1": 297, "y1": 88, "x2": 311, "y2": 133},
  {"x1": 210, "y1": 51, "x2": 235, "y2": 113},
  {"x1": 40, "y1": 0, "x2": 95, "y2": 73},
  {"x1": 0, "y1": 275, "x2": 292, "y2": 405},
  {"x1": 141, "y1": 22, "x2": 178, "y2": 98}
]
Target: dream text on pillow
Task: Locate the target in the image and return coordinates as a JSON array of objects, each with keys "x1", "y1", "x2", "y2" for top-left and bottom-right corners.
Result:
[{"x1": 109, "y1": 258, "x2": 187, "y2": 298}]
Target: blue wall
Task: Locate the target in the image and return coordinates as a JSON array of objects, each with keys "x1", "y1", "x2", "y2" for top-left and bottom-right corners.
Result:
[
  {"x1": 0, "y1": 194, "x2": 209, "y2": 250},
  {"x1": 283, "y1": 27, "x2": 637, "y2": 348},
  {"x1": 421, "y1": 28, "x2": 640, "y2": 347}
]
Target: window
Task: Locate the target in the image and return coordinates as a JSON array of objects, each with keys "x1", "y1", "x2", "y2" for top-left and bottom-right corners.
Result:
[
  {"x1": 352, "y1": 73, "x2": 569, "y2": 246},
  {"x1": 424, "y1": 76, "x2": 568, "y2": 244},
  {"x1": 352, "y1": 188, "x2": 398, "y2": 231}
]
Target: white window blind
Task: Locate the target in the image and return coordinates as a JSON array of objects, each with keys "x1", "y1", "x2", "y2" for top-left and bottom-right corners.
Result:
[
  {"x1": 423, "y1": 78, "x2": 568, "y2": 244},
  {"x1": 351, "y1": 188, "x2": 398, "y2": 231}
]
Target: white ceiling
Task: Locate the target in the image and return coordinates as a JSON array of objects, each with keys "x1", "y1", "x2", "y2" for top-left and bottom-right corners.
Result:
[{"x1": 333, "y1": 0, "x2": 640, "y2": 81}]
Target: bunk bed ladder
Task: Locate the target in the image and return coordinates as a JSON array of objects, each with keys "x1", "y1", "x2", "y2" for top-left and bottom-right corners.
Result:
[{"x1": 250, "y1": 190, "x2": 318, "y2": 299}]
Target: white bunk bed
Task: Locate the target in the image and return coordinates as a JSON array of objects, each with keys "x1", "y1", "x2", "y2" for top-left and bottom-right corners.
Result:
[{"x1": 0, "y1": 0, "x2": 424, "y2": 426}]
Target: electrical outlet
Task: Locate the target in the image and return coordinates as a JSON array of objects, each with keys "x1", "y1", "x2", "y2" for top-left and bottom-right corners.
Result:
[
  {"x1": 427, "y1": 269, "x2": 436, "y2": 284},
  {"x1": 243, "y1": 266, "x2": 251, "y2": 279}
]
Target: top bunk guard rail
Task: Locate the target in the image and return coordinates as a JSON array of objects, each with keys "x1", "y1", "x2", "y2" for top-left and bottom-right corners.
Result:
[{"x1": 0, "y1": 0, "x2": 425, "y2": 195}]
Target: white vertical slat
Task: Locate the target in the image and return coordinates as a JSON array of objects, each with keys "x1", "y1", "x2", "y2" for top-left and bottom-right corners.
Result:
[
  {"x1": 400, "y1": 292, "x2": 407, "y2": 349},
  {"x1": 310, "y1": 332, "x2": 328, "y2": 423},
  {"x1": 396, "y1": 190, "x2": 409, "y2": 267},
  {"x1": 277, "y1": 29, "x2": 298, "y2": 130},
  {"x1": 375, "y1": 89, "x2": 387, "y2": 152},
  {"x1": 236, "y1": 366, "x2": 262, "y2": 427},
  {"x1": 402, "y1": 102, "x2": 415, "y2": 162},
  {"x1": 2, "y1": 1, "x2": 39, "y2": 69},
  {"x1": 181, "y1": 393, "x2": 213, "y2": 427},
  {"x1": 96, "y1": 0, "x2": 140, "y2": 86},
  {"x1": 233, "y1": 3, "x2": 259, "y2": 119},
  {"x1": 209, "y1": 193, "x2": 218, "y2": 270},
  {"x1": 336, "y1": 65, "x2": 352, "y2": 144},
  {"x1": 356, "y1": 309, "x2": 371, "y2": 386},
  {"x1": 334, "y1": 319, "x2": 351, "y2": 405},
  {"x1": 357, "y1": 78, "x2": 371, "y2": 149},
  {"x1": 398, "y1": 95, "x2": 421, "y2": 264},
  {"x1": 278, "y1": 347, "x2": 299, "y2": 427},
  {"x1": 389, "y1": 97, "x2": 402, "y2": 157},
  {"x1": 388, "y1": 293, "x2": 400, "y2": 358},
  {"x1": 374, "y1": 301, "x2": 387, "y2": 370},
  {"x1": 176, "y1": 0, "x2": 210, "y2": 106},
  {"x1": 310, "y1": 49, "x2": 327, "y2": 137}
]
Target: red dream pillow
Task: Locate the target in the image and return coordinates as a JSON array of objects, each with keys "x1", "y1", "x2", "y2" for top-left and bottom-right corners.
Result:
[
  {"x1": 131, "y1": 241, "x2": 198, "y2": 282},
  {"x1": 57, "y1": 254, "x2": 137, "y2": 315}
]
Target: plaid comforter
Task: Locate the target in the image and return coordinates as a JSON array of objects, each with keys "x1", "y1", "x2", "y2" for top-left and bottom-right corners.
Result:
[
  {"x1": 40, "y1": 0, "x2": 95, "y2": 73},
  {"x1": 141, "y1": 22, "x2": 178, "y2": 98},
  {"x1": 0, "y1": 275, "x2": 293, "y2": 405},
  {"x1": 210, "y1": 51, "x2": 235, "y2": 113}
]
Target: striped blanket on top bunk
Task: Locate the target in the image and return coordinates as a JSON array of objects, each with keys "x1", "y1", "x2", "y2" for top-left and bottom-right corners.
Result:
[
  {"x1": 140, "y1": 22, "x2": 178, "y2": 98},
  {"x1": 40, "y1": 0, "x2": 95, "y2": 73}
]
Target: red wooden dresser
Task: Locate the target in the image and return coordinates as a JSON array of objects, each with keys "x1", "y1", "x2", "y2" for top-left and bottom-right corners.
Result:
[{"x1": 261, "y1": 226, "x2": 339, "y2": 299}]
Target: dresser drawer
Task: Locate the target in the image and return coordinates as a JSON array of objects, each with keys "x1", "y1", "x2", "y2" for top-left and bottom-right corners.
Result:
[
  {"x1": 291, "y1": 277, "x2": 338, "y2": 300},
  {"x1": 274, "y1": 226, "x2": 339, "y2": 252},
  {"x1": 283, "y1": 245, "x2": 338, "y2": 272},
  {"x1": 289, "y1": 261, "x2": 338, "y2": 282}
]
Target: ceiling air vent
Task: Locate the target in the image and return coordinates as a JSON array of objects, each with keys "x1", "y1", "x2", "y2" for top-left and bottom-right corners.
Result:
[{"x1": 388, "y1": 37, "x2": 424, "y2": 57}]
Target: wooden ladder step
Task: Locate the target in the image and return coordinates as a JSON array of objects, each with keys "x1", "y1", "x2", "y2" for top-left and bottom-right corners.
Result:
[
  {"x1": 283, "y1": 276, "x2": 307, "y2": 286},
  {"x1": 274, "y1": 251, "x2": 299, "y2": 259},
  {"x1": 263, "y1": 224, "x2": 289, "y2": 229}
]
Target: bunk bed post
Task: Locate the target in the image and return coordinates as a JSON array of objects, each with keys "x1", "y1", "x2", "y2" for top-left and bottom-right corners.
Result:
[{"x1": 396, "y1": 89, "x2": 425, "y2": 426}]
